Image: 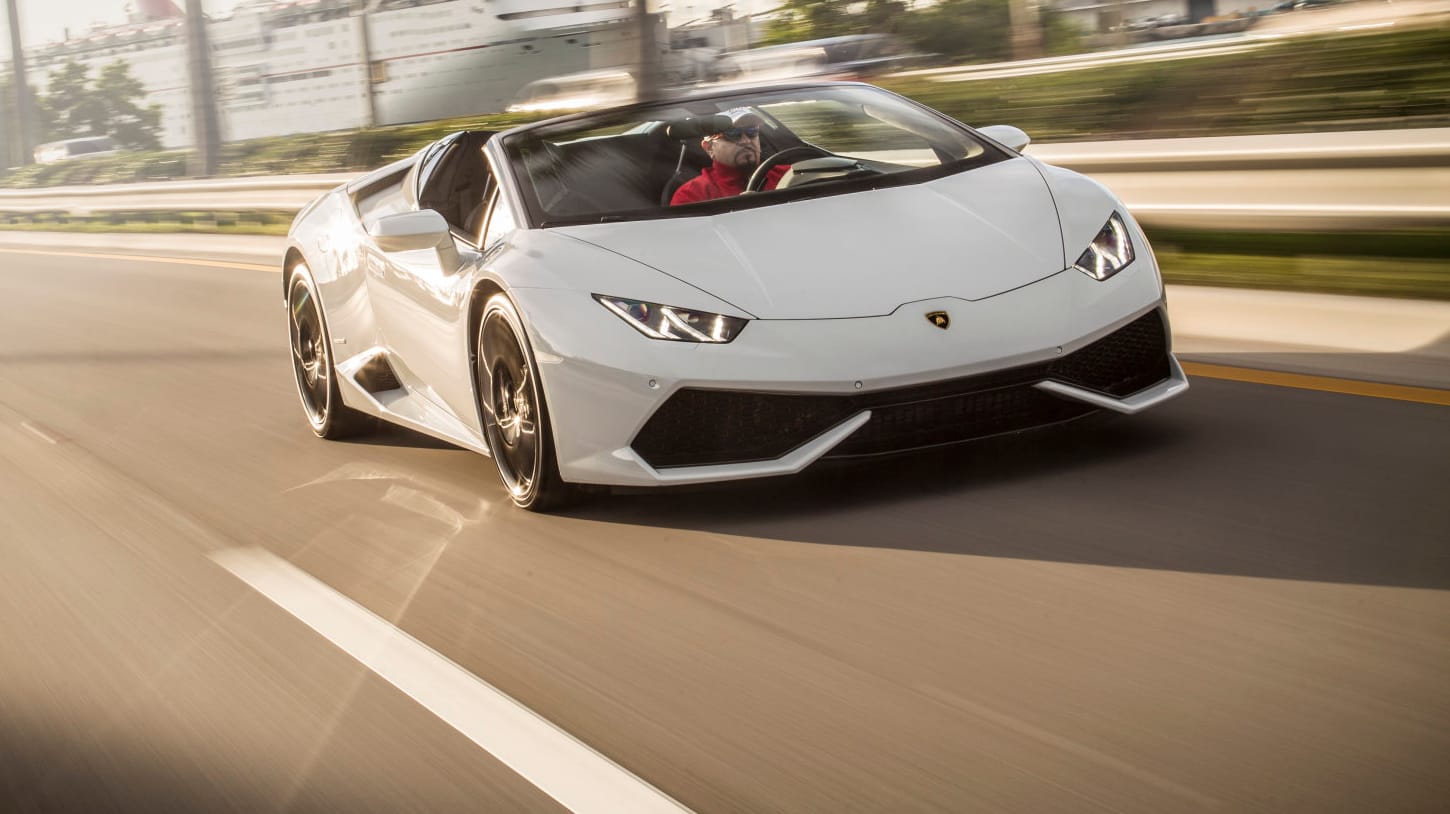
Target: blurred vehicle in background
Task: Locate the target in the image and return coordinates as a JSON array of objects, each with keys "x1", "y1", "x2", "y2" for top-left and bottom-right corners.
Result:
[
  {"x1": 506, "y1": 70, "x2": 638, "y2": 114},
  {"x1": 717, "y1": 34, "x2": 932, "y2": 84},
  {"x1": 33, "y1": 136, "x2": 118, "y2": 165},
  {"x1": 507, "y1": 34, "x2": 933, "y2": 114}
]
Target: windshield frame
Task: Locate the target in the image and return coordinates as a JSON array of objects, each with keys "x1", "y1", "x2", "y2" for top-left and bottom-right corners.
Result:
[{"x1": 498, "y1": 81, "x2": 1009, "y2": 229}]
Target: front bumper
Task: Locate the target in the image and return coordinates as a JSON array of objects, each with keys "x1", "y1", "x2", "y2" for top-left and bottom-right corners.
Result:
[{"x1": 512, "y1": 265, "x2": 1187, "y2": 487}]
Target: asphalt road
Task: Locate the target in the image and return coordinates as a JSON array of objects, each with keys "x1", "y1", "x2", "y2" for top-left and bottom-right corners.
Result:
[{"x1": 2, "y1": 249, "x2": 1448, "y2": 813}]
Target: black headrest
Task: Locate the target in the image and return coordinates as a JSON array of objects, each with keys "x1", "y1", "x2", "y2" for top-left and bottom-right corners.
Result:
[{"x1": 664, "y1": 115, "x2": 733, "y2": 140}]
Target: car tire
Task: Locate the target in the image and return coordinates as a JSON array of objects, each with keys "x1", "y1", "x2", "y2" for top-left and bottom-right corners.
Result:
[
  {"x1": 287, "y1": 265, "x2": 373, "y2": 439},
  {"x1": 477, "y1": 293, "x2": 575, "y2": 512}
]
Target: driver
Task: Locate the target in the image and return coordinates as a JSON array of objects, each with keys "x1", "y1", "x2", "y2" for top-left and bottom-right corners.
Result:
[{"x1": 670, "y1": 108, "x2": 791, "y2": 206}]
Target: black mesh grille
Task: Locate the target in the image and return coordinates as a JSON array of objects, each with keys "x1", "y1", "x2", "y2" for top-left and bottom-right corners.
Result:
[
  {"x1": 1046, "y1": 309, "x2": 1169, "y2": 397},
  {"x1": 632, "y1": 308, "x2": 1170, "y2": 469},
  {"x1": 631, "y1": 389, "x2": 857, "y2": 468},
  {"x1": 828, "y1": 385, "x2": 1095, "y2": 458}
]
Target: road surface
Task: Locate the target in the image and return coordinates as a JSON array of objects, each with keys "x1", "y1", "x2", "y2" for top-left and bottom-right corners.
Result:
[{"x1": 1, "y1": 246, "x2": 1448, "y2": 812}]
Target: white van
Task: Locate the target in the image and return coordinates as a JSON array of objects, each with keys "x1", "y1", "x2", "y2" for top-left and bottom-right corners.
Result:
[{"x1": 34, "y1": 136, "x2": 118, "y2": 164}]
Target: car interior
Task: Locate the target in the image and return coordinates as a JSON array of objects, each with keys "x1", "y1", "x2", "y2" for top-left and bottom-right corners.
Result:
[
  {"x1": 514, "y1": 116, "x2": 798, "y2": 221},
  {"x1": 416, "y1": 130, "x2": 498, "y2": 243}
]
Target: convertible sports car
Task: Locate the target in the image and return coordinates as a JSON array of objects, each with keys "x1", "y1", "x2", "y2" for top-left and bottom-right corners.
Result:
[{"x1": 285, "y1": 81, "x2": 1189, "y2": 510}]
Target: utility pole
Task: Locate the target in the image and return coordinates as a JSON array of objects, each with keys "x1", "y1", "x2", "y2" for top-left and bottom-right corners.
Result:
[
  {"x1": 1009, "y1": 0, "x2": 1044, "y2": 62},
  {"x1": 183, "y1": 0, "x2": 220, "y2": 176},
  {"x1": 5, "y1": 0, "x2": 34, "y2": 165},
  {"x1": 355, "y1": 0, "x2": 375, "y2": 127},
  {"x1": 635, "y1": 0, "x2": 662, "y2": 103}
]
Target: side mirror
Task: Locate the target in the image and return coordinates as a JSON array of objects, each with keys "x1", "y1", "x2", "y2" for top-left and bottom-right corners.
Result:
[
  {"x1": 368, "y1": 210, "x2": 460, "y2": 270},
  {"x1": 978, "y1": 124, "x2": 1031, "y2": 153}
]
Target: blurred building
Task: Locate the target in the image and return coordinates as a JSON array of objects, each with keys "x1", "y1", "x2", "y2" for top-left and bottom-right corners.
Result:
[
  {"x1": 4, "y1": 0, "x2": 646, "y2": 148},
  {"x1": 1050, "y1": 0, "x2": 1246, "y2": 35},
  {"x1": 669, "y1": 6, "x2": 766, "y2": 52}
]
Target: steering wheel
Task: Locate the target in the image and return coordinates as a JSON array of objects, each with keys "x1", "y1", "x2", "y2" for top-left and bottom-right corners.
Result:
[{"x1": 746, "y1": 145, "x2": 833, "y2": 192}]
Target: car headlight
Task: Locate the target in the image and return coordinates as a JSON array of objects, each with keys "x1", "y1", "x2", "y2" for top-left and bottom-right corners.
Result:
[
  {"x1": 1073, "y1": 212, "x2": 1135, "y2": 281},
  {"x1": 594, "y1": 295, "x2": 748, "y2": 343}
]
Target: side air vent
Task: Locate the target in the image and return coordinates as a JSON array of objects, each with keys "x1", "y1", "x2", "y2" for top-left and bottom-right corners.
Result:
[{"x1": 353, "y1": 352, "x2": 402, "y2": 393}]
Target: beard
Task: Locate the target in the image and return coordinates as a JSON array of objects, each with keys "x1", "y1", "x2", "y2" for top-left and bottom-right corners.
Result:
[{"x1": 729, "y1": 148, "x2": 760, "y2": 171}]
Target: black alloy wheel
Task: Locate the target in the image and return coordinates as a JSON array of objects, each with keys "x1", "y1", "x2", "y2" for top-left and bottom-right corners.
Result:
[
  {"x1": 477, "y1": 293, "x2": 573, "y2": 511},
  {"x1": 287, "y1": 266, "x2": 371, "y2": 439}
]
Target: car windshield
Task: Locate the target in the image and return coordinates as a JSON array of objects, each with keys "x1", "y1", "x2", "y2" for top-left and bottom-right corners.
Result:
[{"x1": 501, "y1": 84, "x2": 1004, "y2": 227}]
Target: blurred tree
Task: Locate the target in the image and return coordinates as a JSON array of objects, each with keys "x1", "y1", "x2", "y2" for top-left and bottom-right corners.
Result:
[
  {"x1": 764, "y1": 0, "x2": 1021, "y2": 63},
  {"x1": 899, "y1": 0, "x2": 1012, "y2": 62},
  {"x1": 38, "y1": 60, "x2": 162, "y2": 150},
  {"x1": 762, "y1": 0, "x2": 855, "y2": 45},
  {"x1": 40, "y1": 61, "x2": 107, "y2": 137},
  {"x1": 94, "y1": 62, "x2": 162, "y2": 150},
  {"x1": 1041, "y1": 8, "x2": 1083, "y2": 57},
  {"x1": 863, "y1": 0, "x2": 909, "y2": 34}
]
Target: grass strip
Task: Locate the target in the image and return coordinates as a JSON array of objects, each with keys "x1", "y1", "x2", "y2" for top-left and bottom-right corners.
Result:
[
  {"x1": 1158, "y1": 251, "x2": 1450, "y2": 300},
  {"x1": 1150, "y1": 227, "x2": 1450, "y2": 300},
  {"x1": 0, "y1": 213, "x2": 291, "y2": 235}
]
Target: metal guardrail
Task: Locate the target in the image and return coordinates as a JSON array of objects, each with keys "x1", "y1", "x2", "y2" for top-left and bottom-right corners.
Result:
[
  {"x1": 0, "y1": 174, "x2": 353, "y2": 216},
  {"x1": 1, "y1": 131, "x2": 1447, "y2": 231}
]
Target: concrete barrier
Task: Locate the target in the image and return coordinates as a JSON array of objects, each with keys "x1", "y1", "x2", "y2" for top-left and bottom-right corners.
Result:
[{"x1": 2, "y1": 130, "x2": 1447, "y2": 230}]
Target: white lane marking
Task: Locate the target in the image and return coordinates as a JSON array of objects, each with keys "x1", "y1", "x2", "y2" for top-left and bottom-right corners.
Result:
[
  {"x1": 1339, "y1": 21, "x2": 1395, "y2": 31},
  {"x1": 210, "y1": 546, "x2": 693, "y2": 814},
  {"x1": 20, "y1": 421, "x2": 59, "y2": 445}
]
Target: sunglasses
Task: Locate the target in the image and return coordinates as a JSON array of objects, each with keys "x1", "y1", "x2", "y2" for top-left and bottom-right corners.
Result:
[{"x1": 717, "y1": 126, "x2": 761, "y2": 142}]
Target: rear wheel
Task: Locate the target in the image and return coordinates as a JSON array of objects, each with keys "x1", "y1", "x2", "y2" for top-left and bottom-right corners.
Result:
[
  {"x1": 287, "y1": 266, "x2": 372, "y2": 439},
  {"x1": 477, "y1": 293, "x2": 574, "y2": 511}
]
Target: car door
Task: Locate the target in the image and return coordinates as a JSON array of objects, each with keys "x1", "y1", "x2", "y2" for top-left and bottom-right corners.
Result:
[{"x1": 363, "y1": 132, "x2": 495, "y2": 427}]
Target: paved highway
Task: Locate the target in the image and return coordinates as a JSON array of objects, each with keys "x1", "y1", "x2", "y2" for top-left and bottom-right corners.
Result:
[{"x1": 2, "y1": 247, "x2": 1448, "y2": 812}]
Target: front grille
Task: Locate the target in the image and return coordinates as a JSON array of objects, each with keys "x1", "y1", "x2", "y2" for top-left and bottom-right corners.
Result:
[
  {"x1": 828, "y1": 385, "x2": 1095, "y2": 458},
  {"x1": 1047, "y1": 309, "x2": 1169, "y2": 397},
  {"x1": 632, "y1": 309, "x2": 1170, "y2": 469},
  {"x1": 630, "y1": 389, "x2": 857, "y2": 468}
]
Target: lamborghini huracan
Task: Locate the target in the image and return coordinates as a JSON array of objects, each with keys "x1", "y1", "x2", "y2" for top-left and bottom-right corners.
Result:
[{"x1": 285, "y1": 81, "x2": 1189, "y2": 510}]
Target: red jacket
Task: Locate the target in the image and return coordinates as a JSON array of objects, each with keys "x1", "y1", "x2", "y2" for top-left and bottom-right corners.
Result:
[{"x1": 671, "y1": 161, "x2": 789, "y2": 206}]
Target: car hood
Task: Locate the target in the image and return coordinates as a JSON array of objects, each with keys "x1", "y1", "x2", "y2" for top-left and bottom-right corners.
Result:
[{"x1": 552, "y1": 158, "x2": 1065, "y2": 319}]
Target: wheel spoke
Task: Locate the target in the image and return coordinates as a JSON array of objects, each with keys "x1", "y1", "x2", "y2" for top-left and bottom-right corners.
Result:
[
  {"x1": 289, "y1": 278, "x2": 330, "y2": 426},
  {"x1": 510, "y1": 430, "x2": 537, "y2": 489},
  {"x1": 480, "y1": 308, "x2": 546, "y2": 501}
]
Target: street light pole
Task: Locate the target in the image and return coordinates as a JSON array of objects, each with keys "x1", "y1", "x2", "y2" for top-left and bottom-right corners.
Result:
[
  {"x1": 5, "y1": 0, "x2": 34, "y2": 165},
  {"x1": 636, "y1": 0, "x2": 662, "y2": 103},
  {"x1": 1009, "y1": 0, "x2": 1044, "y2": 62},
  {"x1": 355, "y1": 0, "x2": 375, "y2": 128},
  {"x1": 183, "y1": 0, "x2": 220, "y2": 176}
]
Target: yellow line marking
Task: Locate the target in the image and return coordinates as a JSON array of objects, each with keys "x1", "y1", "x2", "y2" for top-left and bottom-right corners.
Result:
[
  {"x1": 1182, "y1": 361, "x2": 1450, "y2": 406},
  {"x1": 0, "y1": 246, "x2": 276, "y2": 273}
]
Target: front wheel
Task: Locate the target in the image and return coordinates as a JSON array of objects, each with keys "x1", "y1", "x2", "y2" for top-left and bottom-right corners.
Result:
[{"x1": 477, "y1": 294, "x2": 575, "y2": 511}]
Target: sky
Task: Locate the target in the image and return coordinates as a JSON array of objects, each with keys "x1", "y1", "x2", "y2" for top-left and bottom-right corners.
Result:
[{"x1": 2, "y1": 0, "x2": 231, "y2": 48}]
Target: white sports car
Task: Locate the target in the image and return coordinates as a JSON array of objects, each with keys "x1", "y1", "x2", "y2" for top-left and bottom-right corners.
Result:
[{"x1": 285, "y1": 81, "x2": 1189, "y2": 510}]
